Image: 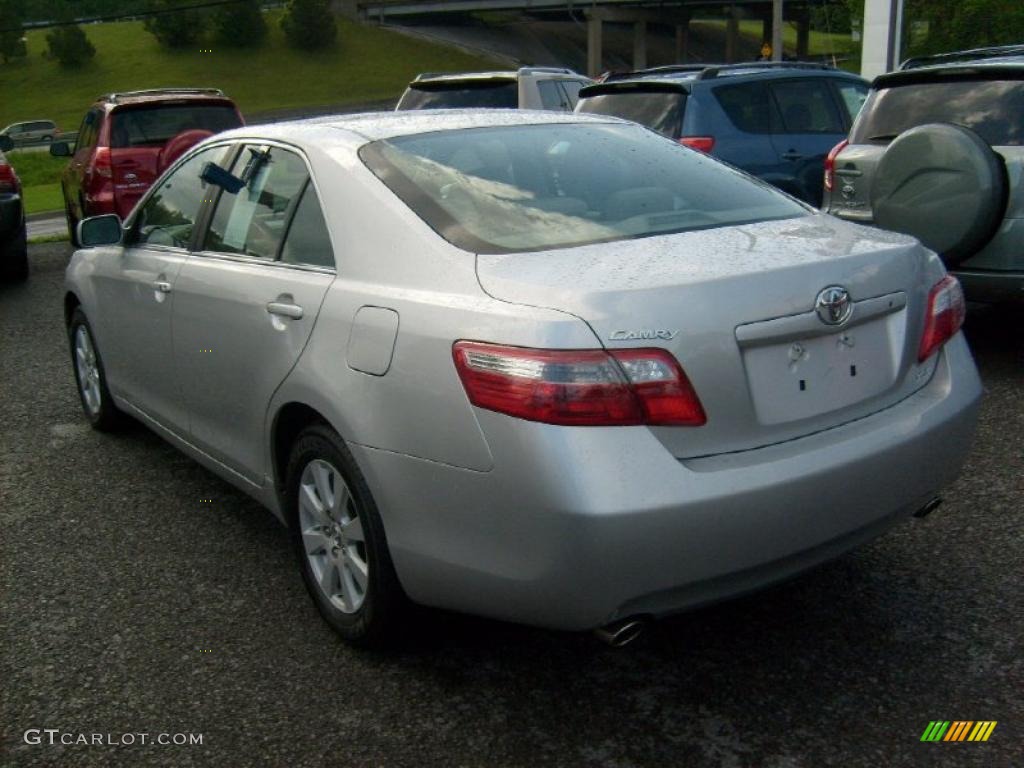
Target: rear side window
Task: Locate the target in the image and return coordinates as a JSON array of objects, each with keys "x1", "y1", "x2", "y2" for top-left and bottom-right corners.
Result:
[
  {"x1": 398, "y1": 82, "x2": 518, "y2": 110},
  {"x1": 203, "y1": 146, "x2": 310, "y2": 259},
  {"x1": 851, "y1": 79, "x2": 1024, "y2": 146},
  {"x1": 110, "y1": 104, "x2": 241, "y2": 148},
  {"x1": 537, "y1": 80, "x2": 570, "y2": 110},
  {"x1": 835, "y1": 81, "x2": 869, "y2": 122},
  {"x1": 769, "y1": 80, "x2": 844, "y2": 133},
  {"x1": 280, "y1": 183, "x2": 335, "y2": 268},
  {"x1": 576, "y1": 90, "x2": 686, "y2": 138},
  {"x1": 712, "y1": 82, "x2": 782, "y2": 134},
  {"x1": 561, "y1": 80, "x2": 586, "y2": 107},
  {"x1": 131, "y1": 144, "x2": 232, "y2": 248},
  {"x1": 75, "y1": 109, "x2": 102, "y2": 152}
]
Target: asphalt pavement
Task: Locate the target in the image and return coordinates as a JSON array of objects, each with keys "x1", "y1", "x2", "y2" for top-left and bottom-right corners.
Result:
[{"x1": 1, "y1": 243, "x2": 1021, "y2": 768}]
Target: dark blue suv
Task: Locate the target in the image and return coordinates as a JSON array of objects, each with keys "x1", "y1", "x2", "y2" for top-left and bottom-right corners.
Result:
[{"x1": 576, "y1": 62, "x2": 869, "y2": 207}]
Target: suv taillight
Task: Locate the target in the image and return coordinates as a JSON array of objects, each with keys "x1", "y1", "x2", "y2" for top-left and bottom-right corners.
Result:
[
  {"x1": 918, "y1": 276, "x2": 966, "y2": 362},
  {"x1": 452, "y1": 342, "x2": 706, "y2": 427},
  {"x1": 92, "y1": 146, "x2": 113, "y2": 179},
  {"x1": 0, "y1": 163, "x2": 19, "y2": 194},
  {"x1": 824, "y1": 139, "x2": 848, "y2": 192},
  {"x1": 679, "y1": 136, "x2": 715, "y2": 153}
]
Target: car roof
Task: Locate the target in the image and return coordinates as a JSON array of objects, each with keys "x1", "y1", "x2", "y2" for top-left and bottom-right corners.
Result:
[
  {"x1": 213, "y1": 109, "x2": 623, "y2": 146},
  {"x1": 409, "y1": 67, "x2": 584, "y2": 86},
  {"x1": 93, "y1": 88, "x2": 236, "y2": 108},
  {"x1": 592, "y1": 61, "x2": 864, "y2": 91}
]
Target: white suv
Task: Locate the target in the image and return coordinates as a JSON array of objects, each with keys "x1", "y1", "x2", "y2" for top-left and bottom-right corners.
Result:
[{"x1": 396, "y1": 67, "x2": 592, "y2": 112}]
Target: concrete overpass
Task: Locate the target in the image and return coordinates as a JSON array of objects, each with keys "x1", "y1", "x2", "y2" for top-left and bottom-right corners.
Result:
[{"x1": 352, "y1": 0, "x2": 905, "y2": 79}]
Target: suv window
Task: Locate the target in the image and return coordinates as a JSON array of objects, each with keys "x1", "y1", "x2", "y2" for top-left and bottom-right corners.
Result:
[
  {"x1": 130, "y1": 145, "x2": 231, "y2": 248},
  {"x1": 713, "y1": 82, "x2": 782, "y2": 134},
  {"x1": 835, "y1": 81, "x2": 869, "y2": 122},
  {"x1": 279, "y1": 183, "x2": 335, "y2": 268},
  {"x1": 76, "y1": 109, "x2": 102, "y2": 152},
  {"x1": 398, "y1": 81, "x2": 518, "y2": 110},
  {"x1": 852, "y1": 79, "x2": 1024, "y2": 146},
  {"x1": 769, "y1": 80, "x2": 843, "y2": 133},
  {"x1": 203, "y1": 146, "x2": 309, "y2": 259},
  {"x1": 538, "y1": 79, "x2": 569, "y2": 110},
  {"x1": 561, "y1": 80, "x2": 586, "y2": 107},
  {"x1": 577, "y1": 90, "x2": 686, "y2": 139},
  {"x1": 110, "y1": 104, "x2": 240, "y2": 148}
]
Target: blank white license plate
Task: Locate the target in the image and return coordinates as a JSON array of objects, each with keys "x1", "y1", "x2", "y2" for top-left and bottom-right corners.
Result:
[{"x1": 743, "y1": 314, "x2": 901, "y2": 425}]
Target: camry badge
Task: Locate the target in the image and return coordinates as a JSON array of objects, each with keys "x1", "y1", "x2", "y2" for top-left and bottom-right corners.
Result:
[
  {"x1": 815, "y1": 286, "x2": 853, "y2": 326},
  {"x1": 609, "y1": 329, "x2": 679, "y2": 341}
]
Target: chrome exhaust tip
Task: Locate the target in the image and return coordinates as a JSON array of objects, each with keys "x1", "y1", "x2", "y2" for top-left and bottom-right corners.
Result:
[
  {"x1": 914, "y1": 497, "x2": 943, "y2": 518},
  {"x1": 594, "y1": 617, "x2": 648, "y2": 648}
]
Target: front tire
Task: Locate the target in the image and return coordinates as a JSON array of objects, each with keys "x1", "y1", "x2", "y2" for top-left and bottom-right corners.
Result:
[
  {"x1": 286, "y1": 424, "x2": 406, "y2": 647},
  {"x1": 68, "y1": 308, "x2": 124, "y2": 431}
]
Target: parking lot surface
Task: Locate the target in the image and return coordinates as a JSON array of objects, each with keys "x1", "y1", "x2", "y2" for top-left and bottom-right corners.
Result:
[{"x1": 2, "y1": 243, "x2": 1021, "y2": 768}]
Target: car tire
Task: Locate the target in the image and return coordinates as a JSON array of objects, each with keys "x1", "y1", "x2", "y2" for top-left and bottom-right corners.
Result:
[
  {"x1": 1, "y1": 220, "x2": 28, "y2": 282},
  {"x1": 285, "y1": 423, "x2": 407, "y2": 647},
  {"x1": 68, "y1": 308, "x2": 124, "y2": 431},
  {"x1": 870, "y1": 123, "x2": 1008, "y2": 267}
]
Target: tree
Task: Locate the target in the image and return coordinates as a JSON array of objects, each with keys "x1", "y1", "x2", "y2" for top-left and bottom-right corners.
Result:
[
  {"x1": 0, "y1": 0, "x2": 27, "y2": 64},
  {"x1": 214, "y1": 0, "x2": 266, "y2": 48},
  {"x1": 281, "y1": 0, "x2": 337, "y2": 51},
  {"x1": 900, "y1": 0, "x2": 1024, "y2": 57},
  {"x1": 144, "y1": 0, "x2": 203, "y2": 49},
  {"x1": 46, "y1": 23, "x2": 96, "y2": 68}
]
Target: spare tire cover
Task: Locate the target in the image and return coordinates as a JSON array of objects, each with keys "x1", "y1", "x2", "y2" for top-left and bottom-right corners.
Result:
[
  {"x1": 870, "y1": 122, "x2": 1007, "y2": 266},
  {"x1": 157, "y1": 129, "x2": 215, "y2": 175}
]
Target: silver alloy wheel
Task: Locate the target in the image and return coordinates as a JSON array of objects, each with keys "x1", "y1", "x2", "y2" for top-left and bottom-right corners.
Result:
[
  {"x1": 298, "y1": 459, "x2": 369, "y2": 613},
  {"x1": 74, "y1": 325, "x2": 102, "y2": 416}
]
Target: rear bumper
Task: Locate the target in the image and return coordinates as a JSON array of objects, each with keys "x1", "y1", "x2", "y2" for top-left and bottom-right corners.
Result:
[{"x1": 351, "y1": 334, "x2": 982, "y2": 631}]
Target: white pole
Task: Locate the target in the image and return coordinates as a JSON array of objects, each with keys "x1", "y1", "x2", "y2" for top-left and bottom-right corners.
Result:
[{"x1": 861, "y1": 0, "x2": 905, "y2": 80}]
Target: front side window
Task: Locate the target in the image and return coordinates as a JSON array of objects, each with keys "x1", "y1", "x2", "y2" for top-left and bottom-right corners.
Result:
[
  {"x1": 360, "y1": 123, "x2": 806, "y2": 254},
  {"x1": 769, "y1": 79, "x2": 843, "y2": 133},
  {"x1": 203, "y1": 146, "x2": 309, "y2": 259},
  {"x1": 130, "y1": 144, "x2": 232, "y2": 248}
]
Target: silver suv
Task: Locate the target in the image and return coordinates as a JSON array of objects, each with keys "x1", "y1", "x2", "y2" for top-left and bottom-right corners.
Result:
[
  {"x1": 396, "y1": 67, "x2": 592, "y2": 111},
  {"x1": 823, "y1": 46, "x2": 1024, "y2": 303}
]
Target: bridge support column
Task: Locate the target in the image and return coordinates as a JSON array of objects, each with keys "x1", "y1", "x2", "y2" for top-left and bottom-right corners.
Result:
[
  {"x1": 633, "y1": 20, "x2": 647, "y2": 70},
  {"x1": 796, "y1": 10, "x2": 810, "y2": 58},
  {"x1": 771, "y1": 0, "x2": 784, "y2": 61},
  {"x1": 675, "y1": 16, "x2": 690, "y2": 62},
  {"x1": 725, "y1": 7, "x2": 739, "y2": 63},
  {"x1": 862, "y1": 0, "x2": 905, "y2": 78},
  {"x1": 587, "y1": 12, "x2": 603, "y2": 77}
]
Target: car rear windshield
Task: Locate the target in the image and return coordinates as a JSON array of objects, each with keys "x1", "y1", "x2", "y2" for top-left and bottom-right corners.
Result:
[
  {"x1": 576, "y1": 90, "x2": 686, "y2": 138},
  {"x1": 397, "y1": 81, "x2": 518, "y2": 110},
  {"x1": 359, "y1": 123, "x2": 806, "y2": 254},
  {"x1": 110, "y1": 103, "x2": 241, "y2": 148},
  {"x1": 852, "y1": 78, "x2": 1024, "y2": 146}
]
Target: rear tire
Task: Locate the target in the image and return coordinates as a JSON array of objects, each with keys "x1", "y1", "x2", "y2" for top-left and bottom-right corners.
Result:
[
  {"x1": 68, "y1": 308, "x2": 124, "y2": 431},
  {"x1": 285, "y1": 424, "x2": 407, "y2": 647}
]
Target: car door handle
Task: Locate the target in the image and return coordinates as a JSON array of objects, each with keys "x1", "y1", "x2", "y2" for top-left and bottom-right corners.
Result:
[
  {"x1": 266, "y1": 301, "x2": 303, "y2": 320},
  {"x1": 153, "y1": 280, "x2": 172, "y2": 294},
  {"x1": 781, "y1": 151, "x2": 804, "y2": 161}
]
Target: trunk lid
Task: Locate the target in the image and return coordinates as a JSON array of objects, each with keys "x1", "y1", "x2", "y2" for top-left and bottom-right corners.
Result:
[{"x1": 476, "y1": 214, "x2": 943, "y2": 458}]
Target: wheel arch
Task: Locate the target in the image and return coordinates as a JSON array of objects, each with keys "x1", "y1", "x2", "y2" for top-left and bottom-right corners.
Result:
[
  {"x1": 64, "y1": 291, "x2": 82, "y2": 327},
  {"x1": 271, "y1": 401, "x2": 334, "y2": 500}
]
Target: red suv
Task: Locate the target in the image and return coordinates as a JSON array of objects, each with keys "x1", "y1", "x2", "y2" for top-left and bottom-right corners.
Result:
[{"x1": 51, "y1": 88, "x2": 244, "y2": 244}]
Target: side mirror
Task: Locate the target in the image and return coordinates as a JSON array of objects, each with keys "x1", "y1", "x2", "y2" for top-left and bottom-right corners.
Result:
[
  {"x1": 49, "y1": 141, "x2": 71, "y2": 157},
  {"x1": 0, "y1": 135, "x2": 13, "y2": 152},
  {"x1": 78, "y1": 214, "x2": 123, "y2": 247}
]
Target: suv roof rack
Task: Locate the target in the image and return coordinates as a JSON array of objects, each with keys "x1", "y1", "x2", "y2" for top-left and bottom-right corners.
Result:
[
  {"x1": 100, "y1": 88, "x2": 227, "y2": 103},
  {"x1": 604, "y1": 61, "x2": 836, "y2": 83},
  {"x1": 900, "y1": 44, "x2": 1024, "y2": 70},
  {"x1": 517, "y1": 66, "x2": 579, "y2": 76}
]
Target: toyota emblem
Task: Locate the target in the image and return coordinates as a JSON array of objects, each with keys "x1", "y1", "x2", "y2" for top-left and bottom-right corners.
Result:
[{"x1": 815, "y1": 286, "x2": 853, "y2": 326}]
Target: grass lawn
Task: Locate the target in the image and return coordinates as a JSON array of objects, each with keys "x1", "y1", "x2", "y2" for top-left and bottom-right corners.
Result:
[
  {"x1": 23, "y1": 182, "x2": 64, "y2": 216},
  {"x1": 0, "y1": 10, "x2": 504, "y2": 130},
  {"x1": 6, "y1": 151, "x2": 67, "y2": 214}
]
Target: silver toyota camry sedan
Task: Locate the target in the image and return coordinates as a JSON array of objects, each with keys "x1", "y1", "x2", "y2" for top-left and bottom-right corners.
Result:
[{"x1": 64, "y1": 111, "x2": 982, "y2": 646}]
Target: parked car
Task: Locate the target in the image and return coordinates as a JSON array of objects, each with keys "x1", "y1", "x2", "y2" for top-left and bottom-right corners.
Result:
[
  {"x1": 64, "y1": 111, "x2": 980, "y2": 647},
  {"x1": 0, "y1": 119, "x2": 60, "y2": 147},
  {"x1": 823, "y1": 46, "x2": 1024, "y2": 304},
  {"x1": 51, "y1": 88, "x2": 244, "y2": 246},
  {"x1": 576, "y1": 62, "x2": 869, "y2": 206},
  {"x1": 0, "y1": 136, "x2": 28, "y2": 281},
  {"x1": 396, "y1": 67, "x2": 592, "y2": 111}
]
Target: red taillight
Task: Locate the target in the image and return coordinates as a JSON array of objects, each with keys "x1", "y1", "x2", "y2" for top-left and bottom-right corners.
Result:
[
  {"x1": 918, "y1": 276, "x2": 966, "y2": 362},
  {"x1": 824, "y1": 139, "x2": 848, "y2": 192},
  {"x1": 0, "y1": 163, "x2": 18, "y2": 194},
  {"x1": 92, "y1": 147, "x2": 113, "y2": 179},
  {"x1": 452, "y1": 342, "x2": 706, "y2": 427},
  {"x1": 678, "y1": 136, "x2": 715, "y2": 153}
]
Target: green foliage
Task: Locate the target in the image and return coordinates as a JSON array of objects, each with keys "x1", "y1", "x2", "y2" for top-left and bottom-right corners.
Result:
[
  {"x1": 46, "y1": 24, "x2": 96, "y2": 68},
  {"x1": 215, "y1": 0, "x2": 267, "y2": 48},
  {"x1": 902, "y1": 0, "x2": 1024, "y2": 57},
  {"x1": 0, "y1": 0, "x2": 27, "y2": 64},
  {"x1": 144, "y1": 0, "x2": 204, "y2": 49},
  {"x1": 281, "y1": 0, "x2": 337, "y2": 51}
]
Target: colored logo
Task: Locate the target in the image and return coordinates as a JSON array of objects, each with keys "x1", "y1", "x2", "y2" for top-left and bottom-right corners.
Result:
[{"x1": 921, "y1": 721, "x2": 997, "y2": 742}]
